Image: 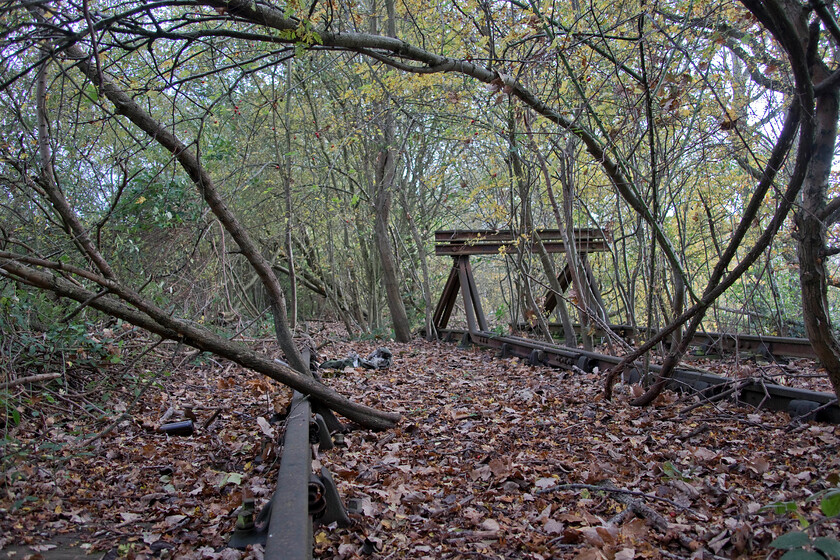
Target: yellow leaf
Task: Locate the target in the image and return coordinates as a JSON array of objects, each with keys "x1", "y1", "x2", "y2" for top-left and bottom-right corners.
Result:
[{"x1": 135, "y1": 196, "x2": 146, "y2": 204}]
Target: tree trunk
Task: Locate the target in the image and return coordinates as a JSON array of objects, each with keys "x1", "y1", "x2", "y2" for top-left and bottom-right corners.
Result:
[
  {"x1": 527, "y1": 129, "x2": 576, "y2": 344},
  {"x1": 373, "y1": 147, "x2": 412, "y2": 342},
  {"x1": 368, "y1": 0, "x2": 411, "y2": 343},
  {"x1": 406, "y1": 209, "x2": 436, "y2": 340},
  {"x1": 283, "y1": 57, "x2": 297, "y2": 330},
  {"x1": 559, "y1": 147, "x2": 594, "y2": 351},
  {"x1": 796, "y1": 71, "x2": 840, "y2": 401},
  {"x1": 508, "y1": 116, "x2": 552, "y2": 342},
  {"x1": 534, "y1": 238, "x2": 576, "y2": 344}
]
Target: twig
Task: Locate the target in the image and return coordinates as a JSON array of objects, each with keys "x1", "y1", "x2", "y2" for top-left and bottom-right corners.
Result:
[
  {"x1": 60, "y1": 287, "x2": 109, "y2": 323},
  {"x1": 42, "y1": 387, "x2": 99, "y2": 420},
  {"x1": 679, "y1": 423, "x2": 710, "y2": 439},
  {"x1": 1, "y1": 372, "x2": 61, "y2": 389},
  {"x1": 679, "y1": 379, "x2": 749, "y2": 415},
  {"x1": 74, "y1": 340, "x2": 183, "y2": 449},
  {"x1": 536, "y1": 482, "x2": 700, "y2": 516},
  {"x1": 544, "y1": 481, "x2": 713, "y2": 557},
  {"x1": 201, "y1": 407, "x2": 223, "y2": 430}
]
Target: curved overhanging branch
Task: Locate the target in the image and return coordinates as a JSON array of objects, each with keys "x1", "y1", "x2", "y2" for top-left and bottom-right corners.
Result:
[
  {"x1": 0, "y1": 252, "x2": 400, "y2": 430},
  {"x1": 191, "y1": 0, "x2": 693, "y2": 300},
  {"x1": 21, "y1": 7, "x2": 399, "y2": 428},
  {"x1": 52, "y1": 37, "x2": 308, "y2": 374},
  {"x1": 603, "y1": 0, "x2": 818, "y2": 403}
]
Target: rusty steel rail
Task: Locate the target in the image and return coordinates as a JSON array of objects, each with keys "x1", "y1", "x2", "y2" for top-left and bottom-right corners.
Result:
[
  {"x1": 434, "y1": 328, "x2": 840, "y2": 424},
  {"x1": 264, "y1": 391, "x2": 313, "y2": 558},
  {"x1": 520, "y1": 323, "x2": 818, "y2": 360},
  {"x1": 230, "y1": 352, "x2": 351, "y2": 558}
]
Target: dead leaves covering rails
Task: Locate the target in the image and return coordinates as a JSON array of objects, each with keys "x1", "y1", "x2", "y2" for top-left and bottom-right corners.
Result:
[{"x1": 1, "y1": 332, "x2": 839, "y2": 558}]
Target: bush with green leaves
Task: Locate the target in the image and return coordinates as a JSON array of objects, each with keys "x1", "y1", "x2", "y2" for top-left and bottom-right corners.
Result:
[
  {"x1": 1, "y1": 284, "x2": 122, "y2": 428},
  {"x1": 763, "y1": 484, "x2": 840, "y2": 559}
]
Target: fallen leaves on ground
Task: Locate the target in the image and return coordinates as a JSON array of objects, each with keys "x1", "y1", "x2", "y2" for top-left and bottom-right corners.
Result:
[{"x1": 1, "y1": 326, "x2": 839, "y2": 559}]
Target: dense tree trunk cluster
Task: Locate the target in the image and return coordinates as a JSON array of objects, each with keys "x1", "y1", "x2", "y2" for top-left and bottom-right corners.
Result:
[{"x1": 3, "y1": 0, "x2": 840, "y2": 412}]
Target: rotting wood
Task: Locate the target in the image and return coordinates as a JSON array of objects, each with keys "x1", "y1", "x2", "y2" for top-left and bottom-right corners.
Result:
[{"x1": 432, "y1": 229, "x2": 607, "y2": 333}]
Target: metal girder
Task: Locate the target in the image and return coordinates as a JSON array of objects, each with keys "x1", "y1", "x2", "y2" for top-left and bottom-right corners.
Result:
[
  {"x1": 434, "y1": 229, "x2": 609, "y2": 256},
  {"x1": 435, "y1": 229, "x2": 604, "y2": 243}
]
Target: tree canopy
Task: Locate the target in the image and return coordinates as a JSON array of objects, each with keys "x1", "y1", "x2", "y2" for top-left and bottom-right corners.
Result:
[{"x1": 2, "y1": 0, "x2": 840, "y2": 407}]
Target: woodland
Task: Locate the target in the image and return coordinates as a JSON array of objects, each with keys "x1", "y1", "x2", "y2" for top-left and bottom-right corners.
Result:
[{"x1": 2, "y1": 0, "x2": 840, "y2": 558}]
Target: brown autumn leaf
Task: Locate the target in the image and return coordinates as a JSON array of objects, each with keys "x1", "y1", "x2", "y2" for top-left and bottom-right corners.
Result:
[
  {"x1": 489, "y1": 456, "x2": 512, "y2": 479},
  {"x1": 544, "y1": 518, "x2": 564, "y2": 534}
]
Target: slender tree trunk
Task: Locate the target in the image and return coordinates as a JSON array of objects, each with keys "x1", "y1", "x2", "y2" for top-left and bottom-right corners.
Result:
[
  {"x1": 534, "y1": 238, "x2": 575, "y2": 343},
  {"x1": 373, "y1": 146, "x2": 412, "y2": 342},
  {"x1": 284, "y1": 57, "x2": 297, "y2": 329},
  {"x1": 508, "y1": 115, "x2": 552, "y2": 342},
  {"x1": 526, "y1": 130, "x2": 577, "y2": 344},
  {"x1": 559, "y1": 146, "x2": 594, "y2": 351},
  {"x1": 405, "y1": 209, "x2": 435, "y2": 340},
  {"x1": 367, "y1": 0, "x2": 411, "y2": 342},
  {"x1": 604, "y1": 63, "x2": 812, "y2": 403}
]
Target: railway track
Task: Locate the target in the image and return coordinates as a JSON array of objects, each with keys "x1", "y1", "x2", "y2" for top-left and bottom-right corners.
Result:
[
  {"x1": 435, "y1": 328, "x2": 840, "y2": 424},
  {"x1": 229, "y1": 351, "x2": 351, "y2": 559},
  {"x1": 228, "y1": 327, "x2": 836, "y2": 559},
  {"x1": 522, "y1": 322, "x2": 818, "y2": 360}
]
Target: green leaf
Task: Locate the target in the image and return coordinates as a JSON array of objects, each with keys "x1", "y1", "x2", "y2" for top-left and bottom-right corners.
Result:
[
  {"x1": 661, "y1": 461, "x2": 689, "y2": 481},
  {"x1": 780, "y1": 551, "x2": 828, "y2": 560},
  {"x1": 11, "y1": 496, "x2": 37, "y2": 511},
  {"x1": 814, "y1": 537, "x2": 840, "y2": 558},
  {"x1": 225, "y1": 472, "x2": 243, "y2": 486},
  {"x1": 770, "y1": 532, "x2": 811, "y2": 549},
  {"x1": 84, "y1": 83, "x2": 99, "y2": 102},
  {"x1": 795, "y1": 512, "x2": 811, "y2": 529},
  {"x1": 761, "y1": 501, "x2": 799, "y2": 515},
  {"x1": 820, "y1": 489, "x2": 840, "y2": 517}
]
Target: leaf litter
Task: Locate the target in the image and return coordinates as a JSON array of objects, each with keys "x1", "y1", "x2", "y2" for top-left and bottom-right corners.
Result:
[{"x1": 1, "y1": 326, "x2": 838, "y2": 559}]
